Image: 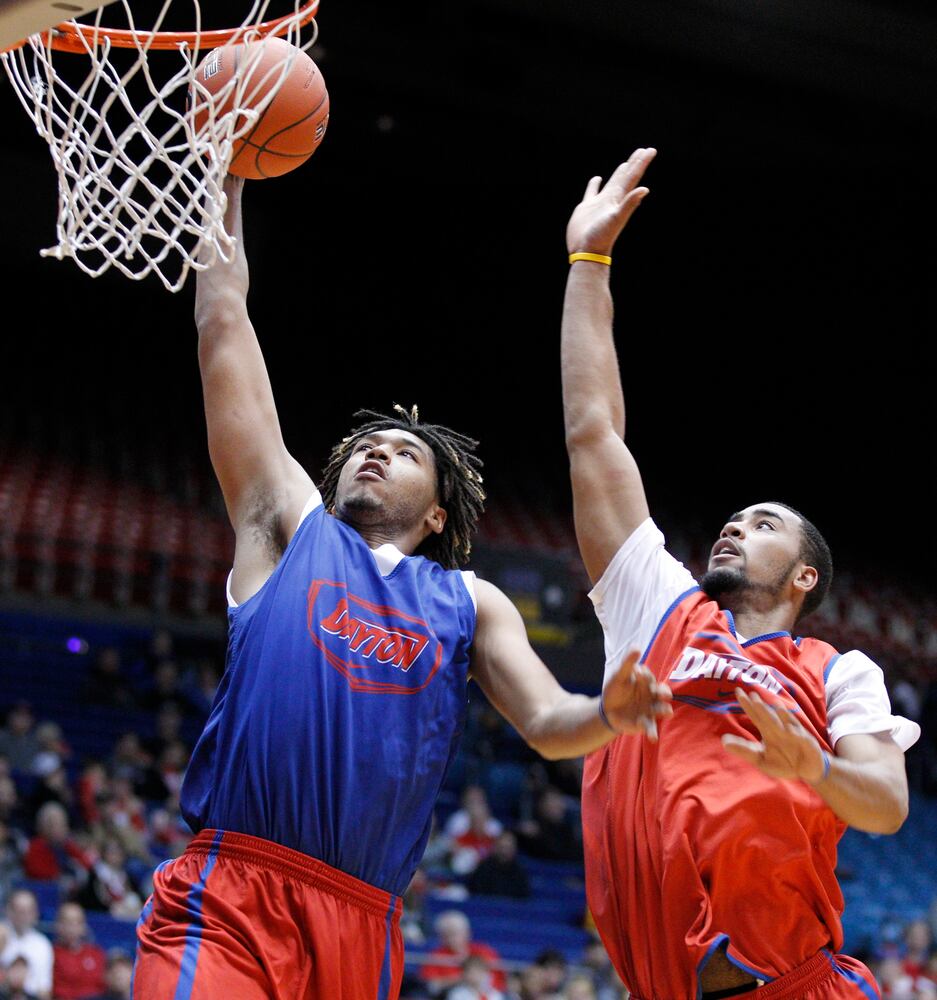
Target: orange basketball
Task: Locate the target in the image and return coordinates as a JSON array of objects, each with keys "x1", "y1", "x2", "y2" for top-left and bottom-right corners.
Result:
[{"x1": 192, "y1": 37, "x2": 329, "y2": 180}]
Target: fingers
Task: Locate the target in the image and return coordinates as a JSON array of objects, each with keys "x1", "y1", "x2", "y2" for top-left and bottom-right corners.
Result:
[
  {"x1": 616, "y1": 648, "x2": 642, "y2": 679},
  {"x1": 614, "y1": 650, "x2": 671, "y2": 701},
  {"x1": 734, "y1": 689, "x2": 789, "y2": 737},
  {"x1": 605, "y1": 147, "x2": 657, "y2": 198},
  {"x1": 583, "y1": 175, "x2": 602, "y2": 199},
  {"x1": 721, "y1": 733, "x2": 767, "y2": 768},
  {"x1": 604, "y1": 651, "x2": 672, "y2": 742}
]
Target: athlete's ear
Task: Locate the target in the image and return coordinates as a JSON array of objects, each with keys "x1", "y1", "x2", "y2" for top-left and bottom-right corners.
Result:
[
  {"x1": 792, "y1": 563, "x2": 818, "y2": 597},
  {"x1": 425, "y1": 504, "x2": 447, "y2": 537}
]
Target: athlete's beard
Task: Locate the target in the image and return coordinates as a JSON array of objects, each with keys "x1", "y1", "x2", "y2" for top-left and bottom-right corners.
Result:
[
  {"x1": 701, "y1": 557, "x2": 799, "y2": 615},
  {"x1": 336, "y1": 487, "x2": 425, "y2": 538}
]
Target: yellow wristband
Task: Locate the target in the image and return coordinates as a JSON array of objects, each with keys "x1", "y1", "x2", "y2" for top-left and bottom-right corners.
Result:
[{"x1": 569, "y1": 251, "x2": 612, "y2": 266}]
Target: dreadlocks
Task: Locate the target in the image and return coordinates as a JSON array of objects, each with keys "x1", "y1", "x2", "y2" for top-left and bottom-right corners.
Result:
[{"x1": 318, "y1": 404, "x2": 486, "y2": 569}]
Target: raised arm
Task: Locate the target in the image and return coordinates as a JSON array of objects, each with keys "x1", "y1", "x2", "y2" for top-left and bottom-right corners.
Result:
[
  {"x1": 562, "y1": 147, "x2": 656, "y2": 585},
  {"x1": 195, "y1": 175, "x2": 313, "y2": 602},
  {"x1": 470, "y1": 580, "x2": 671, "y2": 760}
]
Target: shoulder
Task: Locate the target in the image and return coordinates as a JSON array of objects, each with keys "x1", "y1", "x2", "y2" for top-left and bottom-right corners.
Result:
[{"x1": 472, "y1": 579, "x2": 521, "y2": 626}]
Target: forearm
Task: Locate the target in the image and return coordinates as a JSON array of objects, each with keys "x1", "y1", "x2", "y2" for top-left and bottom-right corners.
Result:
[
  {"x1": 807, "y1": 752, "x2": 908, "y2": 835},
  {"x1": 195, "y1": 180, "x2": 250, "y2": 335},
  {"x1": 524, "y1": 691, "x2": 615, "y2": 760},
  {"x1": 561, "y1": 262, "x2": 625, "y2": 444},
  {"x1": 193, "y1": 178, "x2": 292, "y2": 514}
]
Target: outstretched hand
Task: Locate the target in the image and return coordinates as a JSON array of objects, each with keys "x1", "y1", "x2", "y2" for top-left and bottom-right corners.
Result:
[
  {"x1": 566, "y1": 147, "x2": 656, "y2": 257},
  {"x1": 722, "y1": 689, "x2": 828, "y2": 783},
  {"x1": 602, "y1": 649, "x2": 672, "y2": 742}
]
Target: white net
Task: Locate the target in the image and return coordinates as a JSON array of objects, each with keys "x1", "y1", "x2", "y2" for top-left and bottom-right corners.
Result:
[{"x1": 1, "y1": 0, "x2": 319, "y2": 292}]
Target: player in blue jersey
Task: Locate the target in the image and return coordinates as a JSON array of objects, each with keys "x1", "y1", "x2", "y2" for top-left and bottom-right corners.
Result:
[{"x1": 130, "y1": 175, "x2": 673, "y2": 1000}]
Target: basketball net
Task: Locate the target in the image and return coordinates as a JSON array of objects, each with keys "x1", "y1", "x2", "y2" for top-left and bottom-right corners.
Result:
[{"x1": 1, "y1": 1, "x2": 319, "y2": 292}]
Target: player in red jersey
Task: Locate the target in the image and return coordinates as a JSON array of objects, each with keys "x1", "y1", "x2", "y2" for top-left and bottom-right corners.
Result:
[{"x1": 560, "y1": 147, "x2": 920, "y2": 1000}]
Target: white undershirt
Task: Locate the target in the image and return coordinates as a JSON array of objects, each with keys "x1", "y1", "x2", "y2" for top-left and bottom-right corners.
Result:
[
  {"x1": 589, "y1": 517, "x2": 920, "y2": 751},
  {"x1": 226, "y1": 490, "x2": 477, "y2": 610}
]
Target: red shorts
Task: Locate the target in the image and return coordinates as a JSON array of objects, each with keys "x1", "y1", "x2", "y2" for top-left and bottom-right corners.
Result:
[
  {"x1": 697, "y1": 950, "x2": 880, "y2": 1000},
  {"x1": 132, "y1": 829, "x2": 404, "y2": 1000}
]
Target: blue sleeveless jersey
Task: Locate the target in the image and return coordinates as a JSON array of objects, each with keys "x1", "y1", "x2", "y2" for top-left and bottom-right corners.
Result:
[{"x1": 180, "y1": 493, "x2": 477, "y2": 895}]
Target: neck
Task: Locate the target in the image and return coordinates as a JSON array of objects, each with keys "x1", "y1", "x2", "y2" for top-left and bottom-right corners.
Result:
[
  {"x1": 732, "y1": 609, "x2": 794, "y2": 639},
  {"x1": 344, "y1": 519, "x2": 423, "y2": 556},
  {"x1": 720, "y1": 593, "x2": 797, "y2": 639}
]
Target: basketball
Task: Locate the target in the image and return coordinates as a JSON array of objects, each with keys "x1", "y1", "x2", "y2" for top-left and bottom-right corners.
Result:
[{"x1": 192, "y1": 37, "x2": 329, "y2": 180}]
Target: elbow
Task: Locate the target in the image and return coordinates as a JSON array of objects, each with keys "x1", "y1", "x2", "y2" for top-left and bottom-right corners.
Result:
[
  {"x1": 884, "y1": 793, "x2": 910, "y2": 835},
  {"x1": 520, "y1": 720, "x2": 567, "y2": 762},
  {"x1": 194, "y1": 283, "x2": 249, "y2": 337},
  {"x1": 528, "y1": 739, "x2": 566, "y2": 762},
  {"x1": 854, "y1": 794, "x2": 909, "y2": 836},
  {"x1": 564, "y1": 415, "x2": 622, "y2": 454}
]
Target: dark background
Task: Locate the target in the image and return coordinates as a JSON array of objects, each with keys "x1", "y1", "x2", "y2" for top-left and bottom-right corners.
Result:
[{"x1": 1, "y1": 0, "x2": 936, "y2": 587}]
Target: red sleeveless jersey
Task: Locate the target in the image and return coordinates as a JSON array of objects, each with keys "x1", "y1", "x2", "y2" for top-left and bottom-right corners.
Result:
[{"x1": 582, "y1": 588, "x2": 847, "y2": 1000}]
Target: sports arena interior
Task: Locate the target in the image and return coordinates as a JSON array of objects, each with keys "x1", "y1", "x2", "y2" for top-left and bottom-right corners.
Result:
[{"x1": 1, "y1": 0, "x2": 936, "y2": 996}]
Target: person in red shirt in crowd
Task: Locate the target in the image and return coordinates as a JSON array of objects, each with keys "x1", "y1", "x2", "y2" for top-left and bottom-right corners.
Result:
[
  {"x1": 444, "y1": 786, "x2": 503, "y2": 877},
  {"x1": 901, "y1": 919, "x2": 933, "y2": 982},
  {"x1": 420, "y1": 910, "x2": 506, "y2": 996},
  {"x1": 51, "y1": 902, "x2": 106, "y2": 1000},
  {"x1": 22, "y1": 803, "x2": 93, "y2": 885},
  {"x1": 75, "y1": 763, "x2": 108, "y2": 829}
]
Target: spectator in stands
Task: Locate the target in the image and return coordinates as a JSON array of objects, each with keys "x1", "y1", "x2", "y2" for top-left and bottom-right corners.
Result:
[
  {"x1": 22, "y1": 803, "x2": 92, "y2": 890},
  {"x1": 105, "y1": 735, "x2": 151, "y2": 795},
  {"x1": 400, "y1": 868, "x2": 429, "y2": 946},
  {"x1": 1, "y1": 954, "x2": 40, "y2": 1000},
  {"x1": 466, "y1": 831, "x2": 529, "y2": 899},
  {"x1": 74, "y1": 765, "x2": 107, "y2": 831},
  {"x1": 80, "y1": 648, "x2": 133, "y2": 711},
  {"x1": 512, "y1": 963, "x2": 549, "y2": 1000},
  {"x1": 877, "y1": 956, "x2": 917, "y2": 999},
  {"x1": 419, "y1": 815, "x2": 454, "y2": 882},
  {"x1": 444, "y1": 787, "x2": 503, "y2": 843},
  {"x1": 137, "y1": 661, "x2": 196, "y2": 719},
  {"x1": 181, "y1": 660, "x2": 221, "y2": 721},
  {"x1": 29, "y1": 726, "x2": 70, "y2": 783},
  {"x1": 445, "y1": 954, "x2": 504, "y2": 1000},
  {"x1": 514, "y1": 787, "x2": 582, "y2": 863},
  {"x1": 0, "y1": 704, "x2": 40, "y2": 775},
  {"x1": 148, "y1": 741, "x2": 188, "y2": 805},
  {"x1": 0, "y1": 888, "x2": 53, "y2": 999},
  {"x1": 902, "y1": 919, "x2": 934, "y2": 982},
  {"x1": 0, "y1": 819, "x2": 26, "y2": 907},
  {"x1": 73, "y1": 839, "x2": 142, "y2": 922},
  {"x1": 143, "y1": 802, "x2": 190, "y2": 863},
  {"x1": 420, "y1": 910, "x2": 506, "y2": 996},
  {"x1": 25, "y1": 764, "x2": 76, "y2": 828},
  {"x1": 86, "y1": 950, "x2": 132, "y2": 1000},
  {"x1": 563, "y1": 975, "x2": 598, "y2": 1000},
  {"x1": 579, "y1": 938, "x2": 623, "y2": 1000},
  {"x1": 532, "y1": 949, "x2": 567, "y2": 996},
  {"x1": 143, "y1": 629, "x2": 175, "y2": 675},
  {"x1": 444, "y1": 787, "x2": 503, "y2": 877},
  {"x1": 141, "y1": 703, "x2": 184, "y2": 767},
  {"x1": 89, "y1": 780, "x2": 150, "y2": 865},
  {"x1": 0, "y1": 779, "x2": 29, "y2": 843},
  {"x1": 50, "y1": 902, "x2": 105, "y2": 1000}
]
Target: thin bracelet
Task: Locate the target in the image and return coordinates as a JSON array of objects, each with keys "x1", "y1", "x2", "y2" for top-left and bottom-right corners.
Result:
[
  {"x1": 569, "y1": 251, "x2": 612, "y2": 266},
  {"x1": 598, "y1": 692, "x2": 617, "y2": 733},
  {"x1": 818, "y1": 749, "x2": 832, "y2": 782}
]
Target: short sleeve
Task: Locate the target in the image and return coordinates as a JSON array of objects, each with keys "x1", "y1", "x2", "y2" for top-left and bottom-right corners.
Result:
[
  {"x1": 825, "y1": 649, "x2": 921, "y2": 750},
  {"x1": 588, "y1": 517, "x2": 698, "y2": 684}
]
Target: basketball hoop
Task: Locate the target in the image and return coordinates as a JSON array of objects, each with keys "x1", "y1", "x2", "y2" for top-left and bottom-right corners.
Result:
[{"x1": 1, "y1": 0, "x2": 321, "y2": 292}]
